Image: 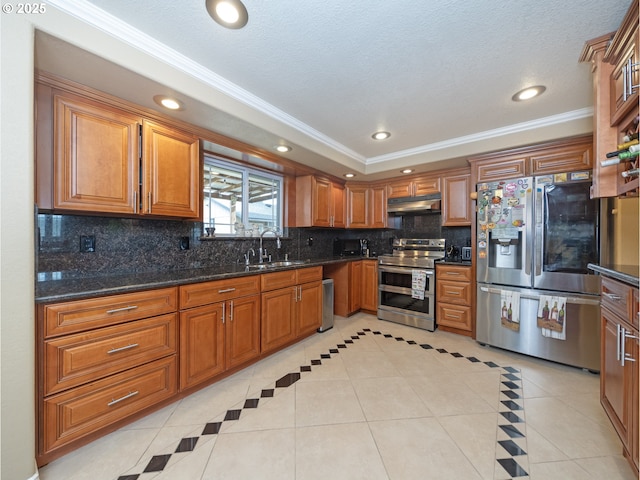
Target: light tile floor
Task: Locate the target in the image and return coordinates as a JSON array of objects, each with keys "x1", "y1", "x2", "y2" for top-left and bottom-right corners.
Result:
[{"x1": 38, "y1": 313, "x2": 636, "y2": 480}]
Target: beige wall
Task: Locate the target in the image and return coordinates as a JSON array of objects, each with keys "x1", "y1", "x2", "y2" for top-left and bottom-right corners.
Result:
[
  {"x1": 1, "y1": 12, "x2": 36, "y2": 480},
  {"x1": 612, "y1": 196, "x2": 640, "y2": 266}
]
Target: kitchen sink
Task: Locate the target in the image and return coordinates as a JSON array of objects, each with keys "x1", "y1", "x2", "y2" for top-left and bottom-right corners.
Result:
[
  {"x1": 266, "y1": 260, "x2": 307, "y2": 267},
  {"x1": 245, "y1": 260, "x2": 307, "y2": 270}
]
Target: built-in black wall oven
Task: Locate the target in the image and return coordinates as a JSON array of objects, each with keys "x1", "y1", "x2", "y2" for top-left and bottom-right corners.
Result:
[{"x1": 378, "y1": 238, "x2": 445, "y2": 331}]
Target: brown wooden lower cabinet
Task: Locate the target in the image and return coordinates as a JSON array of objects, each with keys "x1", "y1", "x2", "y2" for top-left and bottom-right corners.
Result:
[
  {"x1": 361, "y1": 259, "x2": 378, "y2": 313},
  {"x1": 42, "y1": 355, "x2": 177, "y2": 458},
  {"x1": 600, "y1": 276, "x2": 639, "y2": 476},
  {"x1": 435, "y1": 264, "x2": 473, "y2": 336},
  {"x1": 324, "y1": 260, "x2": 372, "y2": 317},
  {"x1": 261, "y1": 267, "x2": 323, "y2": 354}
]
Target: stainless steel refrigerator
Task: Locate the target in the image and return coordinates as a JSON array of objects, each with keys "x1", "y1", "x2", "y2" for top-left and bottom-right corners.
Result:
[{"x1": 475, "y1": 171, "x2": 601, "y2": 371}]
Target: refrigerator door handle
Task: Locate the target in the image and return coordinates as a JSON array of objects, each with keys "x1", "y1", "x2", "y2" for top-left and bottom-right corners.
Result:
[
  {"x1": 534, "y1": 186, "x2": 544, "y2": 276},
  {"x1": 479, "y1": 286, "x2": 601, "y2": 306},
  {"x1": 524, "y1": 185, "x2": 534, "y2": 276}
]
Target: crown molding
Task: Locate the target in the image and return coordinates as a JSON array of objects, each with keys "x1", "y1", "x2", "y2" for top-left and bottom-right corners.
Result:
[
  {"x1": 367, "y1": 107, "x2": 594, "y2": 165},
  {"x1": 46, "y1": 0, "x2": 366, "y2": 165}
]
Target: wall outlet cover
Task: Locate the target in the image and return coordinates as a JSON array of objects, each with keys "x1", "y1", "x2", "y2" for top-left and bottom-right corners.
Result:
[{"x1": 80, "y1": 235, "x2": 95, "y2": 252}]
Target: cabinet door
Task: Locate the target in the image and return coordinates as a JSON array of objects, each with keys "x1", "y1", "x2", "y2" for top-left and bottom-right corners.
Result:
[
  {"x1": 387, "y1": 180, "x2": 413, "y2": 198},
  {"x1": 331, "y1": 182, "x2": 346, "y2": 228},
  {"x1": 369, "y1": 185, "x2": 388, "y2": 228},
  {"x1": 442, "y1": 173, "x2": 471, "y2": 226},
  {"x1": 475, "y1": 158, "x2": 528, "y2": 182},
  {"x1": 601, "y1": 310, "x2": 632, "y2": 450},
  {"x1": 346, "y1": 185, "x2": 369, "y2": 228},
  {"x1": 610, "y1": 44, "x2": 639, "y2": 126},
  {"x1": 296, "y1": 281, "x2": 322, "y2": 337},
  {"x1": 413, "y1": 175, "x2": 441, "y2": 196},
  {"x1": 361, "y1": 260, "x2": 378, "y2": 312},
  {"x1": 226, "y1": 295, "x2": 260, "y2": 370},
  {"x1": 53, "y1": 92, "x2": 140, "y2": 214},
  {"x1": 349, "y1": 261, "x2": 362, "y2": 314},
  {"x1": 312, "y1": 177, "x2": 332, "y2": 227},
  {"x1": 142, "y1": 120, "x2": 201, "y2": 219},
  {"x1": 179, "y1": 303, "x2": 225, "y2": 390},
  {"x1": 261, "y1": 287, "x2": 296, "y2": 353}
]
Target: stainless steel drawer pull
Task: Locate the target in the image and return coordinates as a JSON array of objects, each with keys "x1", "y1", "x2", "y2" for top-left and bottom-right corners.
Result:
[
  {"x1": 107, "y1": 343, "x2": 139, "y2": 354},
  {"x1": 447, "y1": 291, "x2": 461, "y2": 295},
  {"x1": 445, "y1": 272, "x2": 461, "y2": 276},
  {"x1": 446, "y1": 313, "x2": 461, "y2": 319},
  {"x1": 602, "y1": 292, "x2": 622, "y2": 301},
  {"x1": 107, "y1": 390, "x2": 139, "y2": 407},
  {"x1": 218, "y1": 288, "x2": 236, "y2": 293},
  {"x1": 106, "y1": 305, "x2": 139, "y2": 314}
]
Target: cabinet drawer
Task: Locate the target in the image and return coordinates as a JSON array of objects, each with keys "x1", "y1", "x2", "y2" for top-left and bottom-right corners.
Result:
[
  {"x1": 44, "y1": 288, "x2": 178, "y2": 338},
  {"x1": 43, "y1": 356, "x2": 177, "y2": 454},
  {"x1": 180, "y1": 275, "x2": 260, "y2": 309},
  {"x1": 261, "y1": 270, "x2": 297, "y2": 291},
  {"x1": 437, "y1": 280, "x2": 471, "y2": 305},
  {"x1": 437, "y1": 304, "x2": 472, "y2": 331},
  {"x1": 44, "y1": 313, "x2": 177, "y2": 395},
  {"x1": 296, "y1": 266, "x2": 323, "y2": 284},
  {"x1": 436, "y1": 265, "x2": 472, "y2": 282},
  {"x1": 475, "y1": 158, "x2": 527, "y2": 182},
  {"x1": 602, "y1": 277, "x2": 633, "y2": 321}
]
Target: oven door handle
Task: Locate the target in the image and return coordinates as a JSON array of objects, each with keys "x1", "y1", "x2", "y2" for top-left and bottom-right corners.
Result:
[{"x1": 379, "y1": 265, "x2": 434, "y2": 275}]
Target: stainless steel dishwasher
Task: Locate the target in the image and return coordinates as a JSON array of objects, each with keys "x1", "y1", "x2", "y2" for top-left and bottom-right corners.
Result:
[{"x1": 318, "y1": 278, "x2": 334, "y2": 332}]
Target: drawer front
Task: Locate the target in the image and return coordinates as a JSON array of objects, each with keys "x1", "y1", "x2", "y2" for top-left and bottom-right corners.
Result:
[
  {"x1": 180, "y1": 275, "x2": 260, "y2": 309},
  {"x1": 44, "y1": 313, "x2": 177, "y2": 395},
  {"x1": 261, "y1": 270, "x2": 297, "y2": 292},
  {"x1": 296, "y1": 266, "x2": 323, "y2": 285},
  {"x1": 44, "y1": 288, "x2": 178, "y2": 338},
  {"x1": 436, "y1": 265, "x2": 472, "y2": 282},
  {"x1": 602, "y1": 276, "x2": 632, "y2": 321},
  {"x1": 43, "y1": 356, "x2": 177, "y2": 454},
  {"x1": 436, "y1": 280, "x2": 471, "y2": 305},
  {"x1": 437, "y1": 304, "x2": 472, "y2": 331}
]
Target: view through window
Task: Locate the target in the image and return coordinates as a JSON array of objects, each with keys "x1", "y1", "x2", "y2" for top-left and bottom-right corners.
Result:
[{"x1": 203, "y1": 156, "x2": 283, "y2": 236}]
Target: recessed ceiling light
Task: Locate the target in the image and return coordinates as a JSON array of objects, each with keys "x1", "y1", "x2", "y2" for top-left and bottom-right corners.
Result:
[
  {"x1": 344, "y1": 173, "x2": 355, "y2": 178},
  {"x1": 512, "y1": 85, "x2": 546, "y2": 101},
  {"x1": 206, "y1": 0, "x2": 248, "y2": 29},
  {"x1": 153, "y1": 95, "x2": 184, "y2": 110},
  {"x1": 372, "y1": 131, "x2": 391, "y2": 140},
  {"x1": 401, "y1": 169, "x2": 413, "y2": 174},
  {"x1": 275, "y1": 145, "x2": 292, "y2": 153}
]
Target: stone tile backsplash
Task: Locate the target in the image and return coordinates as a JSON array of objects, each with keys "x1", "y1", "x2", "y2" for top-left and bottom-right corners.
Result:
[{"x1": 36, "y1": 213, "x2": 470, "y2": 278}]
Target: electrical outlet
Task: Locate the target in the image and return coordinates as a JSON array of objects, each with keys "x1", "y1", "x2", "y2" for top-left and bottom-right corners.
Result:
[
  {"x1": 80, "y1": 235, "x2": 95, "y2": 252},
  {"x1": 179, "y1": 236, "x2": 190, "y2": 250},
  {"x1": 307, "y1": 237, "x2": 313, "y2": 246}
]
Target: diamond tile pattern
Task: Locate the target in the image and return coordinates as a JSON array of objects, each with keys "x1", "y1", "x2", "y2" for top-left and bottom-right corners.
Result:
[{"x1": 116, "y1": 325, "x2": 533, "y2": 480}]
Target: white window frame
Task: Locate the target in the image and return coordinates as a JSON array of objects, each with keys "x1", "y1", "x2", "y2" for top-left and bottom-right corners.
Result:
[{"x1": 203, "y1": 155, "x2": 283, "y2": 237}]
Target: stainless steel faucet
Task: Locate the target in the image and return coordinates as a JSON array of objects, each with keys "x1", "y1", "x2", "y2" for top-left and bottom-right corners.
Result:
[
  {"x1": 259, "y1": 227, "x2": 281, "y2": 263},
  {"x1": 244, "y1": 248, "x2": 255, "y2": 266}
]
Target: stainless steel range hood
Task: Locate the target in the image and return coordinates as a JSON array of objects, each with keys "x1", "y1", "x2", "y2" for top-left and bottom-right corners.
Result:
[{"x1": 387, "y1": 193, "x2": 441, "y2": 214}]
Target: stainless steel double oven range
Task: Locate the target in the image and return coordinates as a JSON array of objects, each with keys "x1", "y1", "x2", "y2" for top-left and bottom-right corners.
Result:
[{"x1": 377, "y1": 238, "x2": 445, "y2": 331}]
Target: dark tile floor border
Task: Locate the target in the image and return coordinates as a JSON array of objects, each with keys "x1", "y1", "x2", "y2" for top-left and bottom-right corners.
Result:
[{"x1": 117, "y1": 328, "x2": 528, "y2": 480}]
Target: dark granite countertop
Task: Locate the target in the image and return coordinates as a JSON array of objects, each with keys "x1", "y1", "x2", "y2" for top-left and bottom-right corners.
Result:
[
  {"x1": 436, "y1": 260, "x2": 473, "y2": 266},
  {"x1": 587, "y1": 263, "x2": 640, "y2": 288},
  {"x1": 36, "y1": 256, "x2": 372, "y2": 303}
]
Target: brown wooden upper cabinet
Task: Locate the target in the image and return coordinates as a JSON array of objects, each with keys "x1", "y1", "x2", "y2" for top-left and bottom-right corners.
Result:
[
  {"x1": 580, "y1": 1, "x2": 639, "y2": 198},
  {"x1": 346, "y1": 183, "x2": 388, "y2": 228},
  {"x1": 36, "y1": 81, "x2": 202, "y2": 219},
  {"x1": 387, "y1": 174, "x2": 440, "y2": 198},
  {"x1": 442, "y1": 171, "x2": 472, "y2": 226},
  {"x1": 469, "y1": 135, "x2": 593, "y2": 183},
  {"x1": 296, "y1": 175, "x2": 346, "y2": 227}
]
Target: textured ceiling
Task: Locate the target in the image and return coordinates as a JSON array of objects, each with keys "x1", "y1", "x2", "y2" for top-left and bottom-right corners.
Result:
[{"x1": 37, "y1": 0, "x2": 631, "y2": 179}]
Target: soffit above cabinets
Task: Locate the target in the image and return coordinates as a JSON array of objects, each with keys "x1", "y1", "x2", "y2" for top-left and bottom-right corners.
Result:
[{"x1": 36, "y1": 0, "x2": 630, "y2": 180}]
